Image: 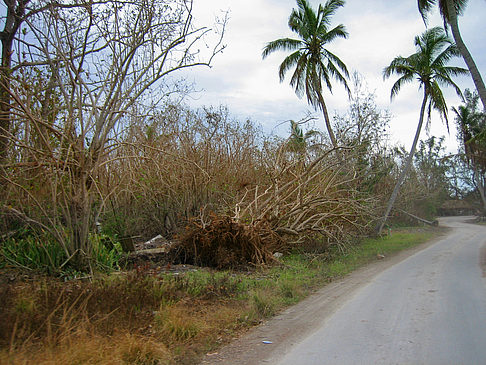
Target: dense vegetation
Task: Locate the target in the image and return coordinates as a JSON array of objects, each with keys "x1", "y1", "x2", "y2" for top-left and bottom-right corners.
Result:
[{"x1": 0, "y1": 0, "x2": 484, "y2": 363}]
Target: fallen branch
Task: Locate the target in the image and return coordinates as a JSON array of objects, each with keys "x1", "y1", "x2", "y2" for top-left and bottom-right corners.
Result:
[{"x1": 396, "y1": 208, "x2": 438, "y2": 226}]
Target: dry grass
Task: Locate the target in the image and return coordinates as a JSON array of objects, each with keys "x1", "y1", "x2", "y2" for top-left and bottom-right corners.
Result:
[
  {"x1": 1, "y1": 331, "x2": 172, "y2": 365},
  {"x1": 0, "y1": 268, "x2": 249, "y2": 365}
]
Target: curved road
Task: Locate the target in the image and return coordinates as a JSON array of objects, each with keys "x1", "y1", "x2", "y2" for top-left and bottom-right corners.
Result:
[{"x1": 273, "y1": 216, "x2": 486, "y2": 364}]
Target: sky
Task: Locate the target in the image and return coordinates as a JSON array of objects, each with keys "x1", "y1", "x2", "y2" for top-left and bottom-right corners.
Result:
[{"x1": 184, "y1": 0, "x2": 486, "y2": 153}]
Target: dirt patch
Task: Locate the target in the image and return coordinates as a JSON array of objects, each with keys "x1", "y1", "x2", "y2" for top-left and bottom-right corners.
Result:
[{"x1": 200, "y1": 228, "x2": 449, "y2": 365}]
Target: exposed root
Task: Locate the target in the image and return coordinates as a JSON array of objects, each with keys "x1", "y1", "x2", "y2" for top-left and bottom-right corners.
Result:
[{"x1": 172, "y1": 213, "x2": 282, "y2": 269}]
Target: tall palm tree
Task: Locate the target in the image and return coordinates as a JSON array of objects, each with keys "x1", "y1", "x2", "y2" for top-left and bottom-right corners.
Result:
[
  {"x1": 418, "y1": 0, "x2": 486, "y2": 110},
  {"x1": 262, "y1": 0, "x2": 350, "y2": 148},
  {"x1": 376, "y1": 27, "x2": 468, "y2": 234}
]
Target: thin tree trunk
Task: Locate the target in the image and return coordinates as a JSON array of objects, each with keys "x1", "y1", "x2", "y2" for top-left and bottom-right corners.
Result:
[
  {"x1": 0, "y1": 38, "x2": 12, "y2": 164},
  {"x1": 445, "y1": 0, "x2": 486, "y2": 111},
  {"x1": 375, "y1": 90, "x2": 428, "y2": 235},
  {"x1": 0, "y1": 0, "x2": 27, "y2": 163},
  {"x1": 317, "y1": 90, "x2": 338, "y2": 148},
  {"x1": 473, "y1": 168, "x2": 486, "y2": 212}
]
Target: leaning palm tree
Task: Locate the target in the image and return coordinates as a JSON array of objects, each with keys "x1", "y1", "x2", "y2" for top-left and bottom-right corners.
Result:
[
  {"x1": 376, "y1": 27, "x2": 468, "y2": 234},
  {"x1": 262, "y1": 0, "x2": 350, "y2": 148},
  {"x1": 418, "y1": 0, "x2": 486, "y2": 110}
]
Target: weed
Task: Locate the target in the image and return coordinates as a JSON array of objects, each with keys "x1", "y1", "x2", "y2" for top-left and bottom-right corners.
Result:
[
  {"x1": 0, "y1": 233, "x2": 123, "y2": 276},
  {"x1": 250, "y1": 288, "x2": 277, "y2": 318},
  {"x1": 155, "y1": 305, "x2": 203, "y2": 342},
  {"x1": 88, "y1": 234, "x2": 123, "y2": 272},
  {"x1": 0, "y1": 234, "x2": 67, "y2": 275}
]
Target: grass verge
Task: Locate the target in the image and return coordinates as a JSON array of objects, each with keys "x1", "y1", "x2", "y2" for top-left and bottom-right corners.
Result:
[{"x1": 0, "y1": 226, "x2": 440, "y2": 364}]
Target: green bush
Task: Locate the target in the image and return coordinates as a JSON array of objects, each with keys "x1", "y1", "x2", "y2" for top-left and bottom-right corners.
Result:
[
  {"x1": 88, "y1": 234, "x2": 123, "y2": 272},
  {"x1": 0, "y1": 235, "x2": 67, "y2": 275},
  {"x1": 0, "y1": 233, "x2": 123, "y2": 275}
]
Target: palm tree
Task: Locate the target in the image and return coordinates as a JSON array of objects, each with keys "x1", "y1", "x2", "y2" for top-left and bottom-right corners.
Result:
[
  {"x1": 375, "y1": 27, "x2": 468, "y2": 234},
  {"x1": 418, "y1": 0, "x2": 486, "y2": 111},
  {"x1": 262, "y1": 0, "x2": 350, "y2": 148},
  {"x1": 287, "y1": 120, "x2": 319, "y2": 154}
]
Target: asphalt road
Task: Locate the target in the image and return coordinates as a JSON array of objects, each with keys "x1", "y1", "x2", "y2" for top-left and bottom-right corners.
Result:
[{"x1": 274, "y1": 216, "x2": 486, "y2": 365}]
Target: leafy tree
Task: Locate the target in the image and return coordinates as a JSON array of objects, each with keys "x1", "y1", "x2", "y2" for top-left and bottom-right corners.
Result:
[
  {"x1": 453, "y1": 89, "x2": 486, "y2": 209},
  {"x1": 333, "y1": 72, "x2": 392, "y2": 193},
  {"x1": 413, "y1": 136, "x2": 450, "y2": 216},
  {"x1": 262, "y1": 0, "x2": 350, "y2": 148},
  {"x1": 415, "y1": 136, "x2": 448, "y2": 192},
  {"x1": 418, "y1": 0, "x2": 486, "y2": 110},
  {"x1": 376, "y1": 26, "x2": 467, "y2": 234}
]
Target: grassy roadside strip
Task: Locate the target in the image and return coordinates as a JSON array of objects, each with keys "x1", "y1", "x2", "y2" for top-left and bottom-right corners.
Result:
[{"x1": 0, "y1": 227, "x2": 440, "y2": 365}]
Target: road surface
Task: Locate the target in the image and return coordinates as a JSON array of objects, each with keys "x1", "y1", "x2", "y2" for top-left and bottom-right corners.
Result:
[
  {"x1": 202, "y1": 216, "x2": 486, "y2": 365},
  {"x1": 274, "y1": 216, "x2": 486, "y2": 364}
]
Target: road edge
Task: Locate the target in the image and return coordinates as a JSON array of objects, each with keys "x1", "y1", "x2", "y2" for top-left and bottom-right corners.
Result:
[{"x1": 201, "y1": 227, "x2": 450, "y2": 365}]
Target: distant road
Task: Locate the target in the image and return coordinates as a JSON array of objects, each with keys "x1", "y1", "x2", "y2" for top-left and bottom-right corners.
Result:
[{"x1": 274, "y1": 216, "x2": 486, "y2": 365}]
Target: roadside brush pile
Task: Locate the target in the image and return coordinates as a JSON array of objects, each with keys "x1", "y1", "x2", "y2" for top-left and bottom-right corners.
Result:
[
  {"x1": 169, "y1": 145, "x2": 376, "y2": 269},
  {"x1": 173, "y1": 214, "x2": 282, "y2": 269}
]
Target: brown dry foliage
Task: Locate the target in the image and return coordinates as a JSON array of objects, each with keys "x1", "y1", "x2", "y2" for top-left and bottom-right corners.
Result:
[
  {"x1": 0, "y1": 269, "x2": 248, "y2": 364},
  {"x1": 173, "y1": 213, "x2": 282, "y2": 269}
]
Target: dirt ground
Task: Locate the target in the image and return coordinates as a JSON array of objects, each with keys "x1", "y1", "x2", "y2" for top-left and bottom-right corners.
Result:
[{"x1": 200, "y1": 230, "x2": 448, "y2": 365}]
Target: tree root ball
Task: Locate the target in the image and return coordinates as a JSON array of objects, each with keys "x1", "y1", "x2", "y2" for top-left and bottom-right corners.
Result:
[{"x1": 171, "y1": 214, "x2": 282, "y2": 269}]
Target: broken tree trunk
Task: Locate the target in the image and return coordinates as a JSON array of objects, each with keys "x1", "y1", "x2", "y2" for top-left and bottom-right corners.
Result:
[{"x1": 396, "y1": 209, "x2": 438, "y2": 227}]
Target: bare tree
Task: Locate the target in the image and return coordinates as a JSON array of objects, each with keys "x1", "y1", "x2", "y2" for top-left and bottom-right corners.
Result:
[{"x1": 4, "y1": 0, "x2": 226, "y2": 268}]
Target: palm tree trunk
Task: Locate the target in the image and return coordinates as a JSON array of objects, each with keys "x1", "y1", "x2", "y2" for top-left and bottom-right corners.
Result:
[
  {"x1": 445, "y1": 0, "x2": 486, "y2": 111},
  {"x1": 375, "y1": 90, "x2": 428, "y2": 235},
  {"x1": 317, "y1": 90, "x2": 338, "y2": 148}
]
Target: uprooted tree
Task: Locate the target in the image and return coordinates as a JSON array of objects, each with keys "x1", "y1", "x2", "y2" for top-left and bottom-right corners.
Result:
[
  {"x1": 1, "y1": 0, "x2": 226, "y2": 269},
  {"x1": 172, "y1": 138, "x2": 377, "y2": 269}
]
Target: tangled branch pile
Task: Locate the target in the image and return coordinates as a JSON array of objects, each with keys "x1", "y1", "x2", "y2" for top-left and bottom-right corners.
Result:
[
  {"x1": 234, "y1": 147, "x2": 376, "y2": 250},
  {"x1": 171, "y1": 146, "x2": 377, "y2": 269},
  {"x1": 172, "y1": 214, "x2": 282, "y2": 269}
]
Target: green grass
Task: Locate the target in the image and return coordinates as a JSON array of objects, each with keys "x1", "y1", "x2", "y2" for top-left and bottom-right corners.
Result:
[
  {"x1": 323, "y1": 229, "x2": 437, "y2": 276},
  {"x1": 238, "y1": 228, "x2": 438, "y2": 321}
]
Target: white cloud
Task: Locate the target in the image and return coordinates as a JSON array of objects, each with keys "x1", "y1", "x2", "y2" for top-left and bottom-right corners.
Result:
[{"x1": 185, "y1": 0, "x2": 485, "y2": 151}]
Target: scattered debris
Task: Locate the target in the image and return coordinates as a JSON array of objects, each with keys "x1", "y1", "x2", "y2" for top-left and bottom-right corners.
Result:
[
  {"x1": 135, "y1": 234, "x2": 172, "y2": 251},
  {"x1": 377, "y1": 254, "x2": 385, "y2": 259},
  {"x1": 273, "y1": 252, "x2": 283, "y2": 258},
  {"x1": 262, "y1": 340, "x2": 273, "y2": 344}
]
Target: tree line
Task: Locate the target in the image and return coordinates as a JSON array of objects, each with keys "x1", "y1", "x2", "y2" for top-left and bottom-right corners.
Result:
[{"x1": 0, "y1": 0, "x2": 484, "y2": 272}]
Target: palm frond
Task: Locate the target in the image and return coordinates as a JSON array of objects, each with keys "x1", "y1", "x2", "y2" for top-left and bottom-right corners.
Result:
[
  {"x1": 434, "y1": 72, "x2": 465, "y2": 98},
  {"x1": 320, "y1": 0, "x2": 346, "y2": 24},
  {"x1": 262, "y1": 38, "x2": 302, "y2": 59},
  {"x1": 428, "y1": 80, "x2": 449, "y2": 129},
  {"x1": 417, "y1": 0, "x2": 436, "y2": 23},
  {"x1": 278, "y1": 51, "x2": 303, "y2": 82},
  {"x1": 319, "y1": 24, "x2": 348, "y2": 43},
  {"x1": 383, "y1": 56, "x2": 413, "y2": 80},
  {"x1": 325, "y1": 58, "x2": 351, "y2": 97},
  {"x1": 322, "y1": 48, "x2": 350, "y2": 78},
  {"x1": 389, "y1": 74, "x2": 414, "y2": 100}
]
